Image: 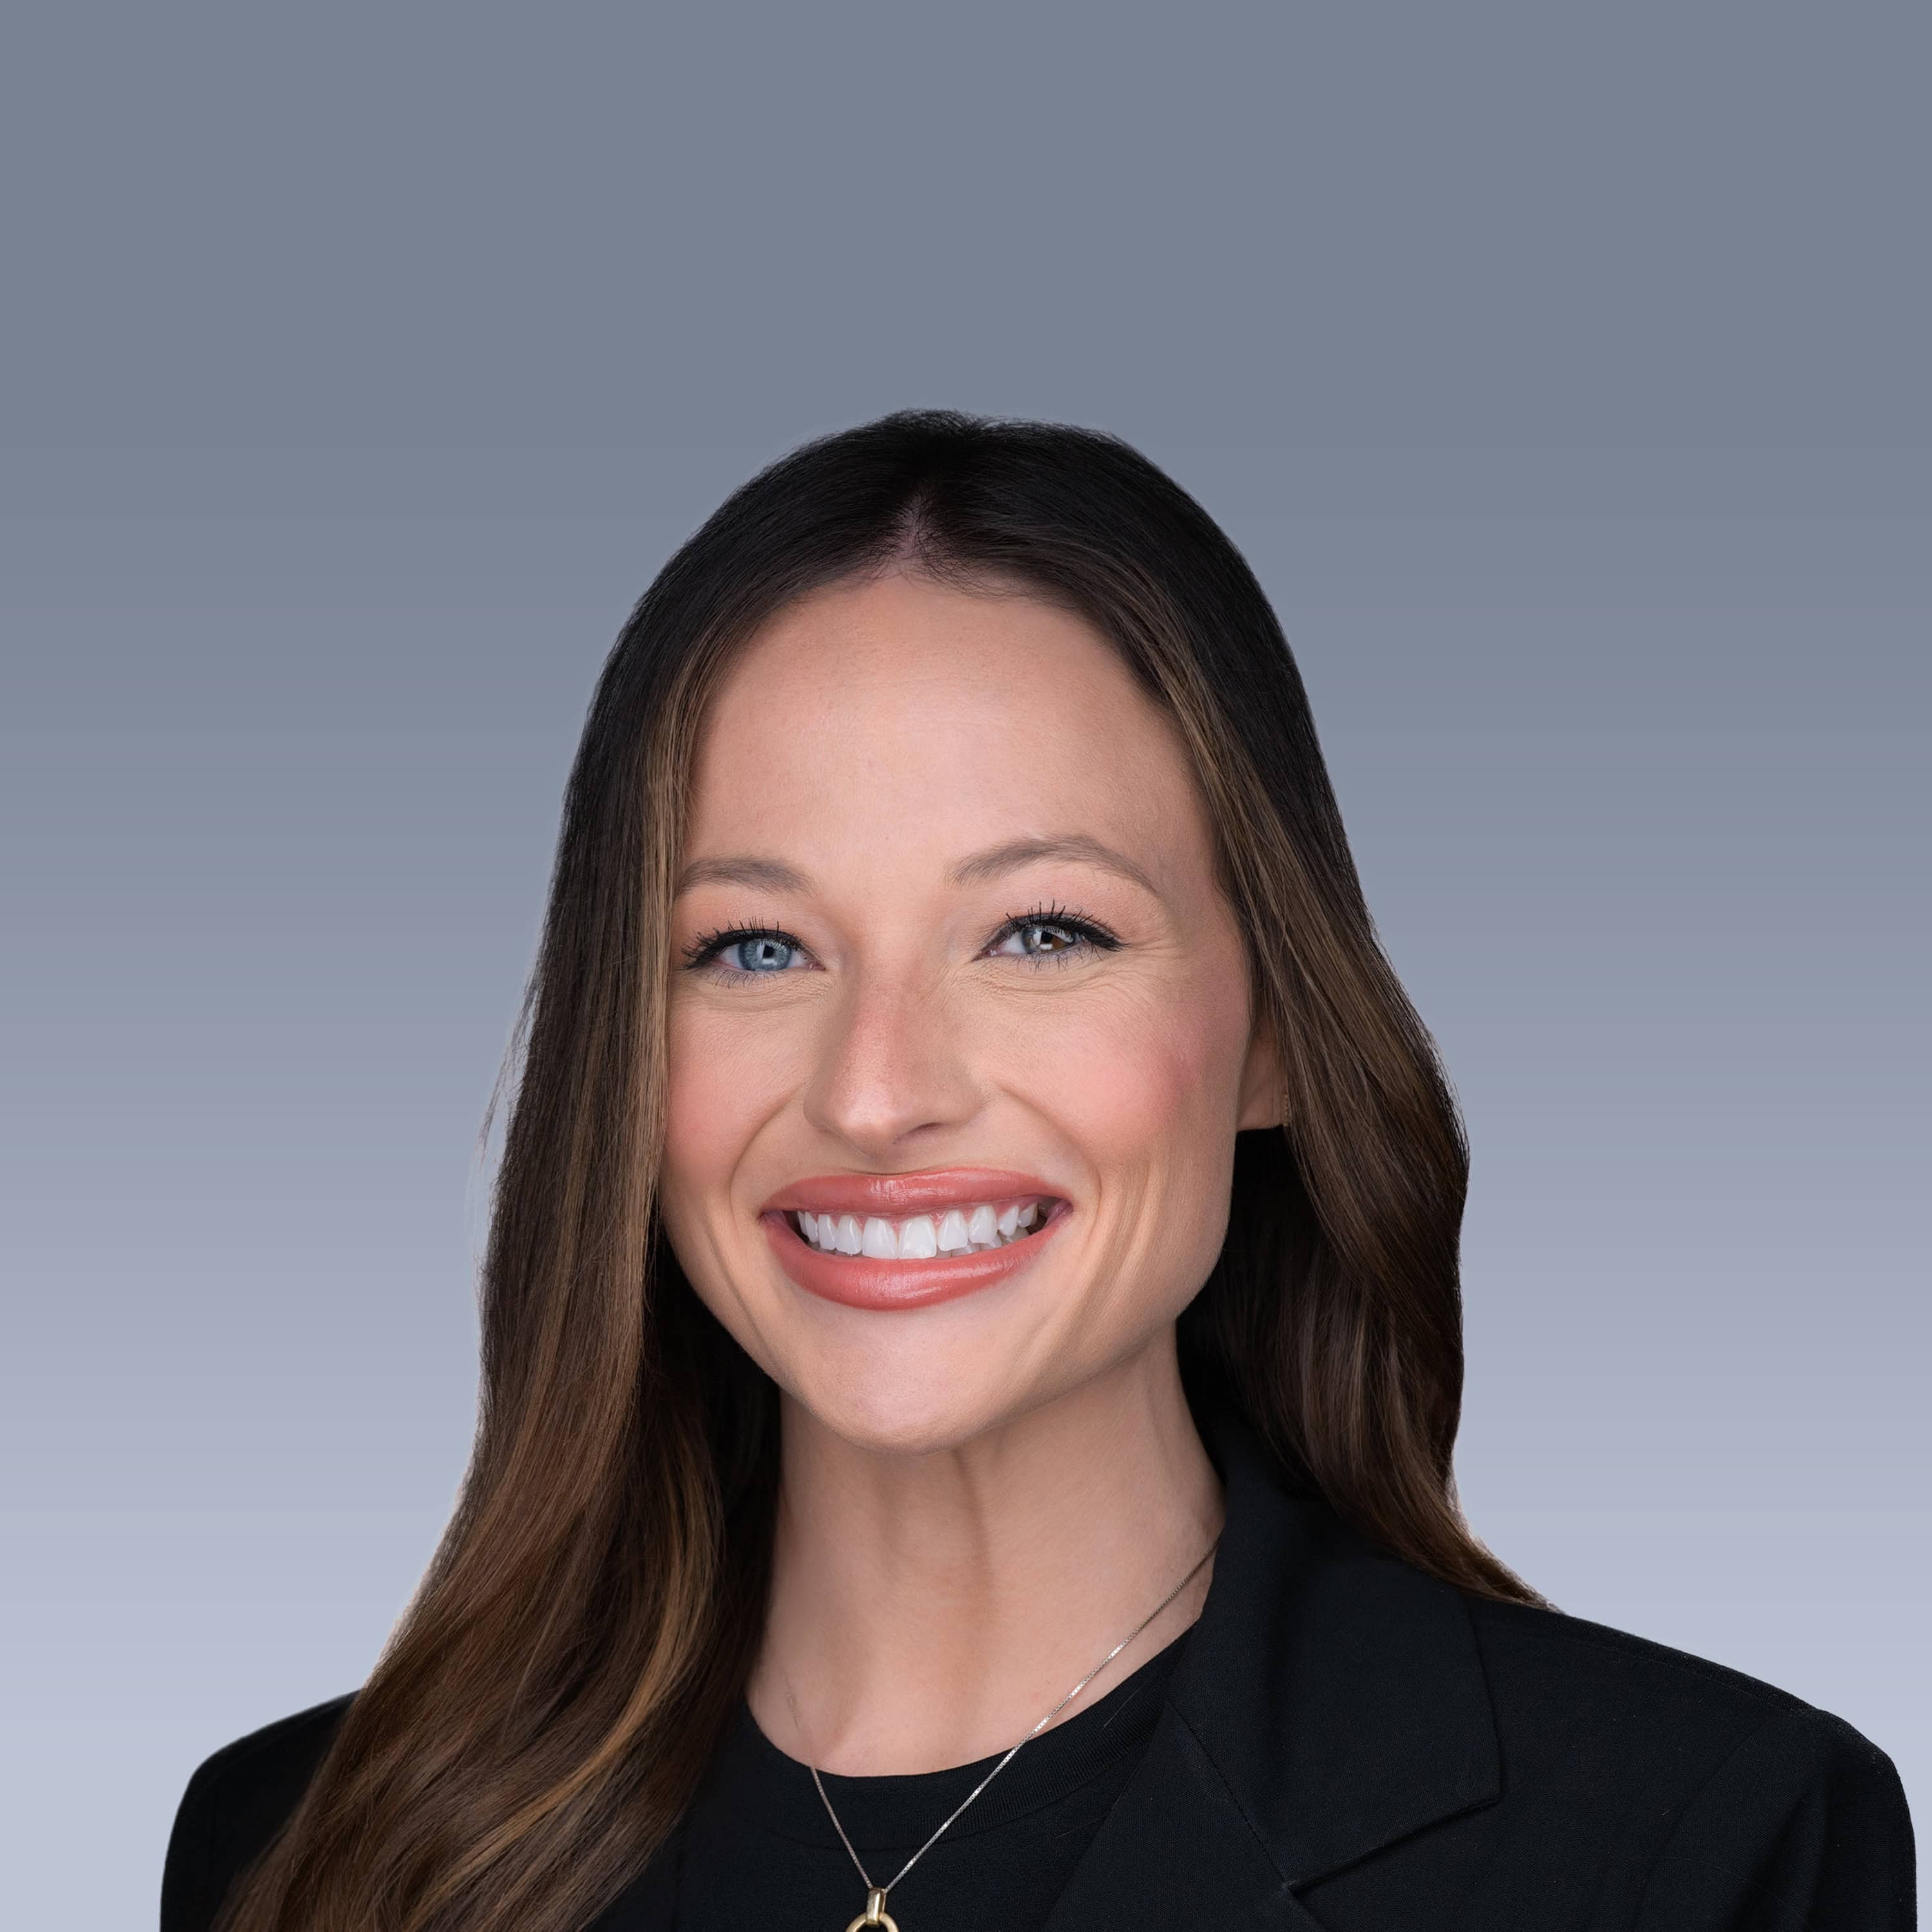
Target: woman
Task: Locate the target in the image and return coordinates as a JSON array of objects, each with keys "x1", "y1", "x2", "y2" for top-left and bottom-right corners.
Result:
[{"x1": 162, "y1": 411, "x2": 1915, "y2": 1932}]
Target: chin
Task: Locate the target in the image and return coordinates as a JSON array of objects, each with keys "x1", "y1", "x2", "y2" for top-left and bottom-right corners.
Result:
[
  {"x1": 811, "y1": 1391, "x2": 1008, "y2": 1461},
  {"x1": 786, "y1": 1358, "x2": 1038, "y2": 1461}
]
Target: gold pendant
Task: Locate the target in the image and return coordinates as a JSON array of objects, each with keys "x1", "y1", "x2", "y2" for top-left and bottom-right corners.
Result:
[{"x1": 843, "y1": 1885, "x2": 899, "y2": 1931}]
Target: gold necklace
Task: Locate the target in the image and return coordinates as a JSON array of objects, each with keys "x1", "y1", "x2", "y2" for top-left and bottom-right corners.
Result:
[{"x1": 780, "y1": 1537, "x2": 1219, "y2": 1932}]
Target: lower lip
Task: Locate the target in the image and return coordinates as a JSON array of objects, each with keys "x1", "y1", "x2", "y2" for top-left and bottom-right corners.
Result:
[{"x1": 762, "y1": 1201, "x2": 1070, "y2": 1311}]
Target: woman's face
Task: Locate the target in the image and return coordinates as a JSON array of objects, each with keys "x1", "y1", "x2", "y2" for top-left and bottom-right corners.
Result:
[{"x1": 659, "y1": 571, "x2": 1281, "y2": 1455}]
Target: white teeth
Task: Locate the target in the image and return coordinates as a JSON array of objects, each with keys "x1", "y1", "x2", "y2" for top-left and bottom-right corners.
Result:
[{"x1": 792, "y1": 1198, "x2": 1054, "y2": 1258}]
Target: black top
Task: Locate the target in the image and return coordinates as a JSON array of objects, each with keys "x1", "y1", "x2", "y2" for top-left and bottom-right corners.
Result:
[
  {"x1": 676, "y1": 1625, "x2": 1188, "y2": 1932},
  {"x1": 163, "y1": 1405, "x2": 1918, "y2": 1931}
]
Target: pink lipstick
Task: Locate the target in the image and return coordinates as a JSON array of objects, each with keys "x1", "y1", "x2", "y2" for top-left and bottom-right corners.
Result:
[{"x1": 761, "y1": 1167, "x2": 1071, "y2": 1311}]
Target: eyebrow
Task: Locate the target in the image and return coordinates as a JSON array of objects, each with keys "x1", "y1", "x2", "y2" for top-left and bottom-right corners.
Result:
[
  {"x1": 949, "y1": 835, "x2": 1163, "y2": 899},
  {"x1": 675, "y1": 854, "x2": 807, "y2": 896},
  {"x1": 674, "y1": 834, "x2": 1162, "y2": 901}
]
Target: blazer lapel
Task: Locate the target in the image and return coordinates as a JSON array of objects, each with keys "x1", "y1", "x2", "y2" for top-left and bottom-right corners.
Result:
[
  {"x1": 1039, "y1": 1406, "x2": 1502, "y2": 1932},
  {"x1": 1037, "y1": 1701, "x2": 1332, "y2": 1932}
]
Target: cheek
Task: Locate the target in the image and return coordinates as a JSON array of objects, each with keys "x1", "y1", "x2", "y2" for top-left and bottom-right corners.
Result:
[
  {"x1": 1021, "y1": 973, "x2": 1251, "y2": 1191},
  {"x1": 661, "y1": 1005, "x2": 787, "y2": 1214}
]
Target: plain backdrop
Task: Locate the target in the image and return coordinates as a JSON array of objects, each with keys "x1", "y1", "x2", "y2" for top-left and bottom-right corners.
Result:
[{"x1": 1, "y1": 5, "x2": 1925, "y2": 1927}]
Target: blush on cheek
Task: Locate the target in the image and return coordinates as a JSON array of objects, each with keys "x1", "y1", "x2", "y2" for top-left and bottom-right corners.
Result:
[
  {"x1": 661, "y1": 1019, "x2": 777, "y2": 1216},
  {"x1": 1027, "y1": 1005, "x2": 1222, "y2": 1183},
  {"x1": 1069, "y1": 990, "x2": 1237, "y2": 1116}
]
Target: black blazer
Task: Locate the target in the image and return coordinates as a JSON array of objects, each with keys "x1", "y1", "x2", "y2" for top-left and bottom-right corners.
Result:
[{"x1": 163, "y1": 1407, "x2": 1917, "y2": 1930}]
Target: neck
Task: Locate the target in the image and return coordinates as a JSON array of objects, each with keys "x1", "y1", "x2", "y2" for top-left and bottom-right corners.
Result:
[{"x1": 744, "y1": 1329, "x2": 1224, "y2": 1776}]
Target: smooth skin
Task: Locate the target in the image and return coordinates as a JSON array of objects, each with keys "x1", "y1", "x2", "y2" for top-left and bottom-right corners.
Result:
[{"x1": 658, "y1": 571, "x2": 1283, "y2": 1776}]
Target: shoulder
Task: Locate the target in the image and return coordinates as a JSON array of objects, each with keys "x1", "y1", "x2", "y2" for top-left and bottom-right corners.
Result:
[
  {"x1": 162, "y1": 1692, "x2": 357, "y2": 1932},
  {"x1": 1461, "y1": 1595, "x2": 1917, "y2": 1924},
  {"x1": 1464, "y1": 1589, "x2": 1887, "y2": 1766}
]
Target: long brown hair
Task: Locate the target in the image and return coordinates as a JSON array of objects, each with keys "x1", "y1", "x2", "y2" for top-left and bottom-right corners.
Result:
[{"x1": 216, "y1": 410, "x2": 1545, "y2": 1932}]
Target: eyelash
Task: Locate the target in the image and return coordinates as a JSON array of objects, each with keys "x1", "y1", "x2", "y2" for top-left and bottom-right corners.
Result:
[{"x1": 679, "y1": 900, "x2": 1122, "y2": 983}]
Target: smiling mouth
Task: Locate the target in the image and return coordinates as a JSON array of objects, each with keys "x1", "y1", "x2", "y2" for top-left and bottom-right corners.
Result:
[{"x1": 784, "y1": 1196, "x2": 1061, "y2": 1261}]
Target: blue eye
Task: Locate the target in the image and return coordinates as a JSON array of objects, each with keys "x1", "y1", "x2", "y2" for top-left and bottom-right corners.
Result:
[
  {"x1": 679, "y1": 901, "x2": 1121, "y2": 985},
  {"x1": 681, "y1": 926, "x2": 808, "y2": 979},
  {"x1": 723, "y1": 934, "x2": 795, "y2": 972}
]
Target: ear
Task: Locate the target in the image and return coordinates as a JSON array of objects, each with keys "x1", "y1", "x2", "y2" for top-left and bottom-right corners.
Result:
[{"x1": 1235, "y1": 1003, "x2": 1287, "y2": 1132}]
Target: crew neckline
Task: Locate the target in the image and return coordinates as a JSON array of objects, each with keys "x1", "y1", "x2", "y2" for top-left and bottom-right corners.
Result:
[{"x1": 706, "y1": 1623, "x2": 1193, "y2": 1853}]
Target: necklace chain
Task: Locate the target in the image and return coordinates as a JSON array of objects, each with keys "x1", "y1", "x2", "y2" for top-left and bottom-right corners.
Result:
[{"x1": 779, "y1": 1534, "x2": 1220, "y2": 1924}]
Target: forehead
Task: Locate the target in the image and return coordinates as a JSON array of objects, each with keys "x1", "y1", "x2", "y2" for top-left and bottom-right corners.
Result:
[{"x1": 684, "y1": 573, "x2": 1215, "y2": 893}]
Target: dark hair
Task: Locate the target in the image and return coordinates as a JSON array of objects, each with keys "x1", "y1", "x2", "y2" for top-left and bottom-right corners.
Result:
[{"x1": 216, "y1": 409, "x2": 1544, "y2": 1932}]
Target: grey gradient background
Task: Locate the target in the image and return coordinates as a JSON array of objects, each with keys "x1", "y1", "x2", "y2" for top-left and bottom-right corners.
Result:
[{"x1": 2, "y1": 5, "x2": 1926, "y2": 1926}]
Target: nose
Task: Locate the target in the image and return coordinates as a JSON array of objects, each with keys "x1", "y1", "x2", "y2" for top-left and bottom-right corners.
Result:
[{"x1": 799, "y1": 960, "x2": 982, "y2": 1159}]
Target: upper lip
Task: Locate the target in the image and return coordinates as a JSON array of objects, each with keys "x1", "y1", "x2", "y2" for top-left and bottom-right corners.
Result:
[{"x1": 762, "y1": 1167, "x2": 1065, "y2": 1218}]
